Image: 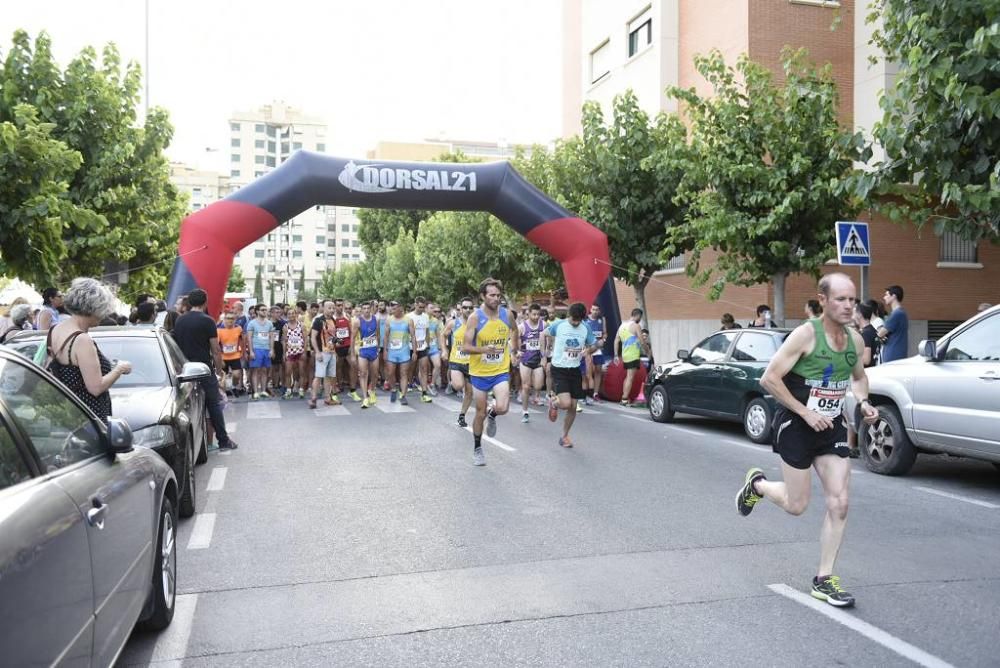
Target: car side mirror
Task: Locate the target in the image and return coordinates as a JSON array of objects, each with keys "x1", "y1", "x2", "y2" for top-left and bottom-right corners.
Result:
[
  {"x1": 107, "y1": 418, "x2": 134, "y2": 454},
  {"x1": 177, "y1": 362, "x2": 212, "y2": 383},
  {"x1": 917, "y1": 339, "x2": 937, "y2": 360},
  {"x1": 677, "y1": 349, "x2": 690, "y2": 360}
]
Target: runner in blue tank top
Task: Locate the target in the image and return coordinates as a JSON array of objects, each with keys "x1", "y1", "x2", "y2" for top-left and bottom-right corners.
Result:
[
  {"x1": 584, "y1": 304, "x2": 608, "y2": 404},
  {"x1": 352, "y1": 301, "x2": 380, "y2": 408}
]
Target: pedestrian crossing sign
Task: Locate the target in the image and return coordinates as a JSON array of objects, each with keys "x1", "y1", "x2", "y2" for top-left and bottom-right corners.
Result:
[{"x1": 836, "y1": 221, "x2": 870, "y2": 266}]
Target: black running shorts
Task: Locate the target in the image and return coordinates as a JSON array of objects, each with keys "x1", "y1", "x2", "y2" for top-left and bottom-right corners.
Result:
[
  {"x1": 623, "y1": 359, "x2": 641, "y2": 370},
  {"x1": 771, "y1": 407, "x2": 850, "y2": 469},
  {"x1": 223, "y1": 359, "x2": 241, "y2": 372},
  {"x1": 552, "y1": 365, "x2": 586, "y2": 400},
  {"x1": 416, "y1": 348, "x2": 429, "y2": 360},
  {"x1": 448, "y1": 362, "x2": 470, "y2": 378}
]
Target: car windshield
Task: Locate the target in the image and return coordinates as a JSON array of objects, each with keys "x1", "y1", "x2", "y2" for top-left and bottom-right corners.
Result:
[
  {"x1": 3, "y1": 335, "x2": 168, "y2": 388},
  {"x1": 92, "y1": 337, "x2": 169, "y2": 387}
]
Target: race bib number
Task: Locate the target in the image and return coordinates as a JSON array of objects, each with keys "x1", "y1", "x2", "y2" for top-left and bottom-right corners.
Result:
[
  {"x1": 222, "y1": 343, "x2": 237, "y2": 354},
  {"x1": 484, "y1": 351, "x2": 503, "y2": 363},
  {"x1": 390, "y1": 338, "x2": 404, "y2": 350},
  {"x1": 336, "y1": 327, "x2": 349, "y2": 339},
  {"x1": 566, "y1": 347, "x2": 582, "y2": 360},
  {"x1": 455, "y1": 349, "x2": 469, "y2": 360},
  {"x1": 806, "y1": 387, "x2": 846, "y2": 418},
  {"x1": 526, "y1": 340, "x2": 540, "y2": 351},
  {"x1": 362, "y1": 334, "x2": 378, "y2": 348}
]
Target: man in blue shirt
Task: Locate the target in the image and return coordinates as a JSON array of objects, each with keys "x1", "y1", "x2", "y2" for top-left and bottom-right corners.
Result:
[
  {"x1": 545, "y1": 302, "x2": 598, "y2": 448},
  {"x1": 878, "y1": 285, "x2": 909, "y2": 362}
]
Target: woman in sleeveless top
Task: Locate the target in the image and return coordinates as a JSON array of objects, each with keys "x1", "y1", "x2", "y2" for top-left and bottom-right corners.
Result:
[{"x1": 45, "y1": 278, "x2": 132, "y2": 423}]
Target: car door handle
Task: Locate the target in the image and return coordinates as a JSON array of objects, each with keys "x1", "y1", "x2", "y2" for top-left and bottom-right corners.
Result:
[{"x1": 87, "y1": 501, "x2": 108, "y2": 530}]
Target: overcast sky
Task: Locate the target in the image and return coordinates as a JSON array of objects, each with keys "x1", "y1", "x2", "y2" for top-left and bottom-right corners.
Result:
[{"x1": 1, "y1": 0, "x2": 564, "y2": 172}]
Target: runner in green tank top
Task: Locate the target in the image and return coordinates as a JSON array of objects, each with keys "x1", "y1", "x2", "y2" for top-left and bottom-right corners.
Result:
[{"x1": 734, "y1": 273, "x2": 879, "y2": 609}]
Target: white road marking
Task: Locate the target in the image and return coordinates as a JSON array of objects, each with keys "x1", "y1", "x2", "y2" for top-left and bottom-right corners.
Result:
[
  {"x1": 913, "y1": 486, "x2": 1000, "y2": 509},
  {"x1": 768, "y1": 584, "x2": 955, "y2": 668},
  {"x1": 146, "y1": 593, "x2": 199, "y2": 663},
  {"x1": 314, "y1": 405, "x2": 350, "y2": 416},
  {"x1": 619, "y1": 414, "x2": 651, "y2": 425},
  {"x1": 227, "y1": 421, "x2": 237, "y2": 433},
  {"x1": 463, "y1": 426, "x2": 517, "y2": 451},
  {"x1": 186, "y1": 513, "x2": 217, "y2": 550},
  {"x1": 720, "y1": 438, "x2": 770, "y2": 453},
  {"x1": 206, "y1": 467, "x2": 228, "y2": 492},
  {"x1": 665, "y1": 424, "x2": 707, "y2": 437},
  {"x1": 245, "y1": 402, "x2": 281, "y2": 419},
  {"x1": 375, "y1": 401, "x2": 416, "y2": 413},
  {"x1": 217, "y1": 450, "x2": 232, "y2": 456}
]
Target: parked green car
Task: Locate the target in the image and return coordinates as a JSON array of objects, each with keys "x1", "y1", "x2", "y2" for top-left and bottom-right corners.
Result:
[{"x1": 644, "y1": 328, "x2": 791, "y2": 443}]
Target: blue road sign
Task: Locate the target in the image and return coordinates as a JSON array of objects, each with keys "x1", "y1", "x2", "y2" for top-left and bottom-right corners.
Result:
[{"x1": 836, "y1": 221, "x2": 870, "y2": 266}]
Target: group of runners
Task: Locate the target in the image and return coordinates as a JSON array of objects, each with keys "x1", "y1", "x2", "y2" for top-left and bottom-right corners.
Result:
[
  {"x1": 214, "y1": 278, "x2": 651, "y2": 462},
  {"x1": 211, "y1": 270, "x2": 882, "y2": 608}
]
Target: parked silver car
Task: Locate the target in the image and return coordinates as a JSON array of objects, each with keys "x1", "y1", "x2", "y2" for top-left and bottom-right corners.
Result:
[
  {"x1": 846, "y1": 305, "x2": 1000, "y2": 475},
  {"x1": 0, "y1": 348, "x2": 179, "y2": 665}
]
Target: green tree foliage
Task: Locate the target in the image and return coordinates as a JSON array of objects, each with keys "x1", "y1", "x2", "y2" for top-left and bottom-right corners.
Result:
[
  {"x1": 858, "y1": 1, "x2": 1000, "y2": 241},
  {"x1": 555, "y1": 90, "x2": 693, "y2": 325},
  {"x1": 375, "y1": 230, "x2": 419, "y2": 304},
  {"x1": 252, "y1": 264, "x2": 264, "y2": 302},
  {"x1": 0, "y1": 30, "x2": 186, "y2": 293},
  {"x1": 226, "y1": 265, "x2": 246, "y2": 292},
  {"x1": 668, "y1": 49, "x2": 861, "y2": 324}
]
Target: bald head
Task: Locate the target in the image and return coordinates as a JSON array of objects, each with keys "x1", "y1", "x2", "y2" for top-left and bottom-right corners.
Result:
[{"x1": 819, "y1": 272, "x2": 854, "y2": 298}]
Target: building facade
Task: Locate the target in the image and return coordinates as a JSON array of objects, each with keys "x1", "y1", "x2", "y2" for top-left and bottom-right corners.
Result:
[
  {"x1": 367, "y1": 138, "x2": 531, "y2": 162},
  {"x1": 563, "y1": 0, "x2": 996, "y2": 364}
]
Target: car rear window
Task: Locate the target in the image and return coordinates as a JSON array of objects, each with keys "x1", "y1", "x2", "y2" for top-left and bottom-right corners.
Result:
[{"x1": 731, "y1": 332, "x2": 780, "y2": 362}]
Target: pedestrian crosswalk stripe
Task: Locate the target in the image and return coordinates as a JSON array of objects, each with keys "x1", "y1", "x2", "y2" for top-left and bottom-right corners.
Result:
[
  {"x1": 374, "y1": 402, "x2": 415, "y2": 413},
  {"x1": 313, "y1": 405, "x2": 350, "y2": 417}
]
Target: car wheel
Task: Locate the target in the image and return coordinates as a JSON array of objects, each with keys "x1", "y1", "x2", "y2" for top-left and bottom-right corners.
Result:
[
  {"x1": 137, "y1": 495, "x2": 176, "y2": 631},
  {"x1": 860, "y1": 404, "x2": 917, "y2": 476},
  {"x1": 648, "y1": 385, "x2": 674, "y2": 423},
  {"x1": 742, "y1": 397, "x2": 772, "y2": 444},
  {"x1": 195, "y1": 426, "x2": 208, "y2": 465},
  {"x1": 178, "y1": 443, "x2": 196, "y2": 518}
]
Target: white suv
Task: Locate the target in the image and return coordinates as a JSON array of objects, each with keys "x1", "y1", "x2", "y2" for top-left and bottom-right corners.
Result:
[{"x1": 846, "y1": 305, "x2": 1000, "y2": 475}]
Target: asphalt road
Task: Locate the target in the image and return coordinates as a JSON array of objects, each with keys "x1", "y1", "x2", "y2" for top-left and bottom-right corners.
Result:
[{"x1": 119, "y1": 388, "x2": 1000, "y2": 667}]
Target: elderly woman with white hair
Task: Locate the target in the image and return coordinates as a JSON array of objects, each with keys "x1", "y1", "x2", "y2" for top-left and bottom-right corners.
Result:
[
  {"x1": 44, "y1": 278, "x2": 132, "y2": 422},
  {"x1": 0, "y1": 303, "x2": 33, "y2": 343}
]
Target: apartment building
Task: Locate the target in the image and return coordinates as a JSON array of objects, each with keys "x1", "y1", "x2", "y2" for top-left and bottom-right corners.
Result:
[
  {"x1": 367, "y1": 138, "x2": 532, "y2": 162},
  {"x1": 227, "y1": 102, "x2": 364, "y2": 296},
  {"x1": 563, "y1": 0, "x2": 997, "y2": 363}
]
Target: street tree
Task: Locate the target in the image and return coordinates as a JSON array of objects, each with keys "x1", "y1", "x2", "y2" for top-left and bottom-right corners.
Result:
[
  {"x1": 668, "y1": 49, "x2": 861, "y2": 324},
  {"x1": 374, "y1": 230, "x2": 418, "y2": 304},
  {"x1": 227, "y1": 265, "x2": 247, "y2": 292},
  {"x1": 857, "y1": 1, "x2": 1000, "y2": 241},
  {"x1": 0, "y1": 30, "x2": 186, "y2": 293},
  {"x1": 555, "y1": 90, "x2": 693, "y2": 326}
]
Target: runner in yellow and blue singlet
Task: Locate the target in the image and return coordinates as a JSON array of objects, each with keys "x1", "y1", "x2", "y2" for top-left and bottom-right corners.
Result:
[{"x1": 462, "y1": 278, "x2": 521, "y2": 466}]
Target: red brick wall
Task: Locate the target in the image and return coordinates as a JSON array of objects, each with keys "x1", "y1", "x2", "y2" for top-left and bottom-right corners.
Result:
[
  {"x1": 619, "y1": 217, "x2": 999, "y2": 323},
  {"x1": 749, "y1": 0, "x2": 855, "y2": 126}
]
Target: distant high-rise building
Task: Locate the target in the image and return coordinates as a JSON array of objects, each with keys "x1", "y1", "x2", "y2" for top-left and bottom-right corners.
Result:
[
  {"x1": 225, "y1": 101, "x2": 364, "y2": 298},
  {"x1": 366, "y1": 138, "x2": 533, "y2": 162}
]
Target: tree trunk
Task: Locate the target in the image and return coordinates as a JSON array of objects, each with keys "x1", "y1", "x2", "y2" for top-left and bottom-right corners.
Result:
[
  {"x1": 772, "y1": 272, "x2": 787, "y2": 327},
  {"x1": 633, "y1": 277, "x2": 650, "y2": 331}
]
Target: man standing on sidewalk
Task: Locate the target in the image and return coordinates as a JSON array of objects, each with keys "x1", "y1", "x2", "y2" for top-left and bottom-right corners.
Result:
[
  {"x1": 878, "y1": 285, "x2": 909, "y2": 363},
  {"x1": 735, "y1": 273, "x2": 877, "y2": 607},
  {"x1": 171, "y1": 289, "x2": 238, "y2": 450}
]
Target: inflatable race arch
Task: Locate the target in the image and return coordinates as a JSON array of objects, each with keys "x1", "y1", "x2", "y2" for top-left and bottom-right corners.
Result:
[{"x1": 166, "y1": 151, "x2": 620, "y2": 338}]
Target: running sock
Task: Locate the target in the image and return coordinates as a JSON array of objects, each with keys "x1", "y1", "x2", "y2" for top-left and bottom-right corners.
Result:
[
  {"x1": 473, "y1": 434, "x2": 482, "y2": 450},
  {"x1": 488, "y1": 408, "x2": 497, "y2": 419}
]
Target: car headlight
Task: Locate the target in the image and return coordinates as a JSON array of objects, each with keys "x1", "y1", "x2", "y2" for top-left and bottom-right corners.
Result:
[{"x1": 131, "y1": 425, "x2": 175, "y2": 448}]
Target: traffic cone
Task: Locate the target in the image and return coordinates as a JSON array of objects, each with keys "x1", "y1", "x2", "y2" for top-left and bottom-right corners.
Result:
[{"x1": 634, "y1": 385, "x2": 647, "y2": 408}]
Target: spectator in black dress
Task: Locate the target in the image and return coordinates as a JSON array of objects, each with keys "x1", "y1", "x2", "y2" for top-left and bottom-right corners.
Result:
[
  {"x1": 45, "y1": 278, "x2": 132, "y2": 423},
  {"x1": 855, "y1": 301, "x2": 880, "y2": 367},
  {"x1": 172, "y1": 289, "x2": 238, "y2": 450}
]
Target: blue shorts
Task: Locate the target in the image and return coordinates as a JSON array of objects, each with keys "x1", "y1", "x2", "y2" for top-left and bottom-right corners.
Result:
[
  {"x1": 359, "y1": 347, "x2": 378, "y2": 361},
  {"x1": 429, "y1": 347, "x2": 440, "y2": 358},
  {"x1": 249, "y1": 348, "x2": 271, "y2": 369},
  {"x1": 591, "y1": 353, "x2": 607, "y2": 368},
  {"x1": 387, "y1": 348, "x2": 411, "y2": 364},
  {"x1": 470, "y1": 373, "x2": 509, "y2": 392}
]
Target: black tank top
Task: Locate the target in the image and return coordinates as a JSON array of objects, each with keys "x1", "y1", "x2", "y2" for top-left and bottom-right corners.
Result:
[{"x1": 48, "y1": 330, "x2": 114, "y2": 423}]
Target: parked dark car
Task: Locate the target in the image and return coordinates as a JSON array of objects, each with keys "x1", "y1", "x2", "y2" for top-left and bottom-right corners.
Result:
[
  {"x1": 0, "y1": 346, "x2": 178, "y2": 665},
  {"x1": 644, "y1": 328, "x2": 791, "y2": 443},
  {"x1": 5, "y1": 326, "x2": 211, "y2": 517}
]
